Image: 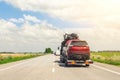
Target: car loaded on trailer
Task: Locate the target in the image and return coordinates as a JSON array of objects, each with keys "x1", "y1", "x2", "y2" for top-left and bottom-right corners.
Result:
[{"x1": 60, "y1": 33, "x2": 93, "y2": 66}]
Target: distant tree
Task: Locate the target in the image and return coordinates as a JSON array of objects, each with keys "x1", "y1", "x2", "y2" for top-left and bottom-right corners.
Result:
[
  {"x1": 44, "y1": 48, "x2": 47, "y2": 53},
  {"x1": 44, "y1": 48, "x2": 53, "y2": 53}
]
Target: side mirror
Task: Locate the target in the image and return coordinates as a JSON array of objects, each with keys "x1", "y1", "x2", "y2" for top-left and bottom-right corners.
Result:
[{"x1": 58, "y1": 47, "x2": 60, "y2": 50}]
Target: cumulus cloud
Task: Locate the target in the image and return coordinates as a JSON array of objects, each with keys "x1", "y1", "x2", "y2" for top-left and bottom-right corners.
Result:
[
  {"x1": 9, "y1": 15, "x2": 41, "y2": 24},
  {"x1": 0, "y1": 15, "x2": 120, "y2": 51},
  {"x1": 9, "y1": 18, "x2": 24, "y2": 23},
  {"x1": 1, "y1": 0, "x2": 120, "y2": 51},
  {"x1": 4, "y1": 0, "x2": 120, "y2": 29},
  {"x1": 63, "y1": 27, "x2": 120, "y2": 51},
  {"x1": 0, "y1": 15, "x2": 63, "y2": 52},
  {"x1": 23, "y1": 15, "x2": 41, "y2": 23}
]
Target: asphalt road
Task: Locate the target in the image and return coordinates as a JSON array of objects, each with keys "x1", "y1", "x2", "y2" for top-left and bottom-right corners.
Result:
[{"x1": 0, "y1": 54, "x2": 120, "y2": 80}]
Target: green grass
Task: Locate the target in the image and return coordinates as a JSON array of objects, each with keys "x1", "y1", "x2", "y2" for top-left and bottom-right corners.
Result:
[
  {"x1": 0, "y1": 53, "x2": 46, "y2": 64},
  {"x1": 91, "y1": 52, "x2": 120, "y2": 66}
]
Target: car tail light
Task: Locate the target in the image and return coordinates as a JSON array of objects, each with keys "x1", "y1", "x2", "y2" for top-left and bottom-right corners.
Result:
[{"x1": 69, "y1": 46, "x2": 89, "y2": 51}]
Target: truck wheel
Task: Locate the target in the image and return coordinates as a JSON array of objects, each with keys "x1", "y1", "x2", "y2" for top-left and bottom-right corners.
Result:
[
  {"x1": 60, "y1": 56, "x2": 63, "y2": 63},
  {"x1": 60, "y1": 59, "x2": 64, "y2": 63},
  {"x1": 65, "y1": 60, "x2": 68, "y2": 67},
  {"x1": 85, "y1": 64, "x2": 89, "y2": 67}
]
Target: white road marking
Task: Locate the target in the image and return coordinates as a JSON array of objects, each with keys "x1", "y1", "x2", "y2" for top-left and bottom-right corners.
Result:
[
  {"x1": 52, "y1": 55, "x2": 56, "y2": 73},
  {"x1": 53, "y1": 63, "x2": 55, "y2": 65},
  {"x1": 52, "y1": 68, "x2": 55, "y2": 72},
  {"x1": 92, "y1": 64, "x2": 120, "y2": 76}
]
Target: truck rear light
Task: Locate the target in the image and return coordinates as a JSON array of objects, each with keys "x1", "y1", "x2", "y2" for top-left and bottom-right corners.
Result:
[
  {"x1": 71, "y1": 61, "x2": 76, "y2": 64},
  {"x1": 68, "y1": 61, "x2": 76, "y2": 64},
  {"x1": 85, "y1": 61, "x2": 89, "y2": 65}
]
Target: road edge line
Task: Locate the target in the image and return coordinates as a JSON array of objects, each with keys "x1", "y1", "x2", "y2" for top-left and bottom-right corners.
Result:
[{"x1": 92, "y1": 64, "x2": 120, "y2": 76}]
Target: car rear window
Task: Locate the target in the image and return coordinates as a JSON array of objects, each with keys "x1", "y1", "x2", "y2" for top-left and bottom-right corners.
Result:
[{"x1": 71, "y1": 41, "x2": 88, "y2": 46}]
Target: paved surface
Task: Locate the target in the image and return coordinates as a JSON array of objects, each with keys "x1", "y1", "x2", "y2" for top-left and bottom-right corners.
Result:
[{"x1": 0, "y1": 54, "x2": 120, "y2": 80}]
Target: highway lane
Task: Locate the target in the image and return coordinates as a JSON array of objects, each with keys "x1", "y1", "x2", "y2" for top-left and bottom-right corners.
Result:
[{"x1": 0, "y1": 54, "x2": 120, "y2": 80}]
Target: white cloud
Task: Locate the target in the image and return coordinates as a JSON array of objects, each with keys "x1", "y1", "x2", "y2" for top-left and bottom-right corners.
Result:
[
  {"x1": 1, "y1": 0, "x2": 120, "y2": 51},
  {"x1": 9, "y1": 15, "x2": 41, "y2": 24},
  {"x1": 4, "y1": 0, "x2": 120, "y2": 29},
  {"x1": 9, "y1": 18, "x2": 24, "y2": 23},
  {"x1": 63, "y1": 27, "x2": 120, "y2": 51},
  {"x1": 0, "y1": 15, "x2": 63, "y2": 52},
  {"x1": 0, "y1": 15, "x2": 120, "y2": 51},
  {"x1": 23, "y1": 15, "x2": 41, "y2": 23}
]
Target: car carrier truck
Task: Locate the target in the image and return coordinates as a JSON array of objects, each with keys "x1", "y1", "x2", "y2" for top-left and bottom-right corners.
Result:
[{"x1": 60, "y1": 33, "x2": 93, "y2": 66}]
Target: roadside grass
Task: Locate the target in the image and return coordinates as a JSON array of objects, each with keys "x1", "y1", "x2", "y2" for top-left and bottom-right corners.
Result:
[
  {"x1": 91, "y1": 52, "x2": 120, "y2": 66},
  {"x1": 0, "y1": 53, "x2": 47, "y2": 64}
]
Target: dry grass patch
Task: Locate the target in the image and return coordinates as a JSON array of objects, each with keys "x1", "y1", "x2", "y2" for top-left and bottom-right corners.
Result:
[{"x1": 0, "y1": 53, "x2": 44, "y2": 64}]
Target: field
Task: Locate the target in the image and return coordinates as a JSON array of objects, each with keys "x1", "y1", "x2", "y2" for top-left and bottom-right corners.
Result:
[
  {"x1": 91, "y1": 51, "x2": 120, "y2": 66},
  {"x1": 0, "y1": 53, "x2": 45, "y2": 64}
]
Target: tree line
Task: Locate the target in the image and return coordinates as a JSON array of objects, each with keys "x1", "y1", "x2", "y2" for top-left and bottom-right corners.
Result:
[{"x1": 44, "y1": 48, "x2": 53, "y2": 53}]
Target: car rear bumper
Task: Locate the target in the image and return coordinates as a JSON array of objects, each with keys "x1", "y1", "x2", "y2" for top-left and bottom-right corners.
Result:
[{"x1": 68, "y1": 53, "x2": 90, "y2": 60}]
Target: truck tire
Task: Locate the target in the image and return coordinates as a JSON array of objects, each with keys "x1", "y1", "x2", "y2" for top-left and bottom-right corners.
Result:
[
  {"x1": 60, "y1": 59, "x2": 65, "y2": 63},
  {"x1": 60, "y1": 57, "x2": 65, "y2": 63},
  {"x1": 85, "y1": 64, "x2": 89, "y2": 67},
  {"x1": 65, "y1": 60, "x2": 68, "y2": 67}
]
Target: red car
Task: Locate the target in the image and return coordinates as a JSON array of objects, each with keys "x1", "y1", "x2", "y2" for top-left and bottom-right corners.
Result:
[{"x1": 60, "y1": 39, "x2": 93, "y2": 66}]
